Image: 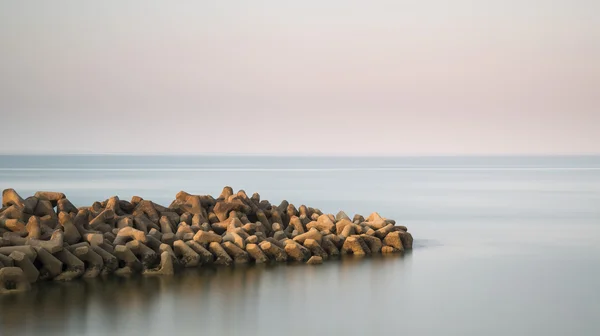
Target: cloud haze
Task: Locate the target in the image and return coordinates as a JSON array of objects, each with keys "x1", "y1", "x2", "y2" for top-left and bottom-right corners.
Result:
[{"x1": 0, "y1": 1, "x2": 598, "y2": 155}]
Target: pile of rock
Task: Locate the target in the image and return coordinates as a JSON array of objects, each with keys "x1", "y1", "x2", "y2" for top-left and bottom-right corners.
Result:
[{"x1": 0, "y1": 187, "x2": 413, "y2": 294}]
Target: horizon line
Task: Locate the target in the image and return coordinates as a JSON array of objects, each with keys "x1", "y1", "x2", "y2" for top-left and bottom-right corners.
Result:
[{"x1": 1, "y1": 152, "x2": 600, "y2": 157}]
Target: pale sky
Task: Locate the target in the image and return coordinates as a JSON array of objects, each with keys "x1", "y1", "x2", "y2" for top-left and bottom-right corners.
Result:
[{"x1": 0, "y1": 1, "x2": 598, "y2": 155}]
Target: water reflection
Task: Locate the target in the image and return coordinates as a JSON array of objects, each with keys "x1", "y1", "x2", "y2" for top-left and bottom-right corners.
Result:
[{"x1": 0, "y1": 254, "x2": 411, "y2": 335}]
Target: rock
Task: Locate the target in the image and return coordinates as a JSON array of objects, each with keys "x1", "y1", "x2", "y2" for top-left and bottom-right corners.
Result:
[
  {"x1": 53, "y1": 248, "x2": 85, "y2": 281},
  {"x1": 335, "y1": 219, "x2": 354, "y2": 235},
  {"x1": 222, "y1": 231, "x2": 245, "y2": 250},
  {"x1": 360, "y1": 235, "x2": 383, "y2": 253},
  {"x1": 35, "y1": 247, "x2": 63, "y2": 280},
  {"x1": 0, "y1": 218, "x2": 26, "y2": 233},
  {"x1": 339, "y1": 223, "x2": 356, "y2": 239},
  {"x1": 341, "y1": 236, "x2": 367, "y2": 255},
  {"x1": 25, "y1": 216, "x2": 41, "y2": 239},
  {"x1": 159, "y1": 216, "x2": 174, "y2": 234},
  {"x1": 10, "y1": 251, "x2": 39, "y2": 283},
  {"x1": 59, "y1": 212, "x2": 81, "y2": 244},
  {"x1": 259, "y1": 241, "x2": 287, "y2": 262},
  {"x1": 284, "y1": 241, "x2": 307, "y2": 262},
  {"x1": 0, "y1": 253, "x2": 13, "y2": 267},
  {"x1": 0, "y1": 189, "x2": 413, "y2": 292},
  {"x1": 288, "y1": 216, "x2": 305, "y2": 234},
  {"x1": 173, "y1": 240, "x2": 201, "y2": 267},
  {"x1": 72, "y1": 246, "x2": 104, "y2": 278},
  {"x1": 209, "y1": 242, "x2": 233, "y2": 266},
  {"x1": 27, "y1": 230, "x2": 64, "y2": 253},
  {"x1": 221, "y1": 241, "x2": 250, "y2": 264},
  {"x1": 374, "y1": 224, "x2": 396, "y2": 239},
  {"x1": 193, "y1": 231, "x2": 222, "y2": 245},
  {"x1": 34, "y1": 191, "x2": 65, "y2": 206},
  {"x1": 91, "y1": 245, "x2": 118, "y2": 275},
  {"x1": 303, "y1": 239, "x2": 328, "y2": 260},
  {"x1": 245, "y1": 243, "x2": 268, "y2": 263},
  {"x1": 2, "y1": 189, "x2": 25, "y2": 208},
  {"x1": 306, "y1": 215, "x2": 335, "y2": 232},
  {"x1": 113, "y1": 245, "x2": 143, "y2": 274},
  {"x1": 381, "y1": 246, "x2": 396, "y2": 253},
  {"x1": 134, "y1": 200, "x2": 160, "y2": 224},
  {"x1": 161, "y1": 233, "x2": 176, "y2": 246},
  {"x1": 320, "y1": 236, "x2": 340, "y2": 257},
  {"x1": 306, "y1": 256, "x2": 323, "y2": 265},
  {"x1": 382, "y1": 231, "x2": 404, "y2": 252},
  {"x1": 245, "y1": 235, "x2": 259, "y2": 244},
  {"x1": 143, "y1": 251, "x2": 174, "y2": 276},
  {"x1": 126, "y1": 240, "x2": 159, "y2": 269},
  {"x1": 0, "y1": 245, "x2": 37, "y2": 261},
  {"x1": 335, "y1": 211, "x2": 351, "y2": 222},
  {"x1": 398, "y1": 231, "x2": 413, "y2": 249},
  {"x1": 293, "y1": 228, "x2": 322, "y2": 244},
  {"x1": 0, "y1": 267, "x2": 31, "y2": 294},
  {"x1": 185, "y1": 241, "x2": 214, "y2": 264},
  {"x1": 113, "y1": 226, "x2": 148, "y2": 245},
  {"x1": 352, "y1": 214, "x2": 364, "y2": 224}
]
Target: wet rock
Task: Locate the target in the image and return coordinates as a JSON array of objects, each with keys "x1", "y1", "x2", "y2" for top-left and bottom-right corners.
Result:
[
  {"x1": 284, "y1": 241, "x2": 307, "y2": 262},
  {"x1": 72, "y1": 246, "x2": 104, "y2": 278},
  {"x1": 306, "y1": 256, "x2": 323, "y2": 265},
  {"x1": 209, "y1": 242, "x2": 233, "y2": 266},
  {"x1": 259, "y1": 241, "x2": 287, "y2": 262},
  {"x1": 143, "y1": 251, "x2": 174, "y2": 276},
  {"x1": 0, "y1": 267, "x2": 31, "y2": 294},
  {"x1": 126, "y1": 240, "x2": 159, "y2": 269},
  {"x1": 320, "y1": 236, "x2": 340, "y2": 257},
  {"x1": 303, "y1": 238, "x2": 328, "y2": 260},
  {"x1": 398, "y1": 231, "x2": 413, "y2": 249},
  {"x1": 53, "y1": 248, "x2": 85, "y2": 281},
  {"x1": 173, "y1": 240, "x2": 201, "y2": 267},
  {"x1": 221, "y1": 241, "x2": 250, "y2": 264},
  {"x1": 91, "y1": 245, "x2": 118, "y2": 275},
  {"x1": 34, "y1": 247, "x2": 63, "y2": 280},
  {"x1": 383, "y1": 231, "x2": 404, "y2": 252},
  {"x1": 185, "y1": 241, "x2": 214, "y2": 264},
  {"x1": 10, "y1": 251, "x2": 39, "y2": 283},
  {"x1": 360, "y1": 235, "x2": 383, "y2": 253},
  {"x1": 245, "y1": 243, "x2": 268, "y2": 263},
  {"x1": 381, "y1": 246, "x2": 396, "y2": 253},
  {"x1": 114, "y1": 245, "x2": 143, "y2": 273},
  {"x1": 341, "y1": 236, "x2": 367, "y2": 255}
]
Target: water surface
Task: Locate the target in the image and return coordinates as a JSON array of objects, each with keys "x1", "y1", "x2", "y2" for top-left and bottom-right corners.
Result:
[{"x1": 1, "y1": 155, "x2": 599, "y2": 335}]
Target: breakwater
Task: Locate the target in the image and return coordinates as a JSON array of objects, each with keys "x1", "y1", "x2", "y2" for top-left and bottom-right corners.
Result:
[{"x1": 0, "y1": 187, "x2": 413, "y2": 293}]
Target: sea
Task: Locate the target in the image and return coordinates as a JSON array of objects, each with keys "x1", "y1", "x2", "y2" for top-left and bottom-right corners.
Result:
[{"x1": 0, "y1": 155, "x2": 599, "y2": 336}]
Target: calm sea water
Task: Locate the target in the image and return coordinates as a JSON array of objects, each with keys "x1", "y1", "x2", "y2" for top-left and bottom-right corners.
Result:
[{"x1": 1, "y1": 155, "x2": 599, "y2": 336}]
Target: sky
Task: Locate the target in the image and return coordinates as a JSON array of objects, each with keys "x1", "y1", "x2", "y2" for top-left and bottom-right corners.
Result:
[{"x1": 0, "y1": 1, "x2": 598, "y2": 155}]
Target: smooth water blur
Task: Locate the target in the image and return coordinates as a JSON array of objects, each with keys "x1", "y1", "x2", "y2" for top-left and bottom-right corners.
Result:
[{"x1": 1, "y1": 155, "x2": 599, "y2": 336}]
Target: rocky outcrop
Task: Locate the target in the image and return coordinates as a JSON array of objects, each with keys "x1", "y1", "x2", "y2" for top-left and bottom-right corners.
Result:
[{"x1": 0, "y1": 188, "x2": 414, "y2": 293}]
